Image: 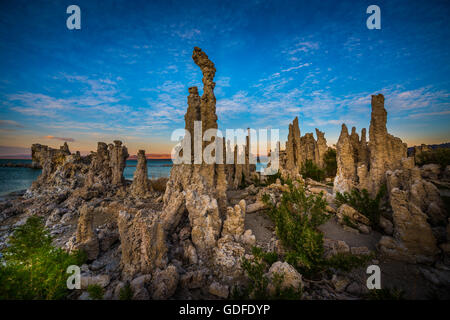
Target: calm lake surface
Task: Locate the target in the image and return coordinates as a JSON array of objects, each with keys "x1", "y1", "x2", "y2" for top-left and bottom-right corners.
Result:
[{"x1": 0, "y1": 159, "x2": 173, "y2": 196}]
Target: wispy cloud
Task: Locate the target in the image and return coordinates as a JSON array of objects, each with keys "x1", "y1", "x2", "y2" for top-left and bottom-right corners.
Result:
[
  {"x1": 0, "y1": 119, "x2": 24, "y2": 128},
  {"x1": 408, "y1": 110, "x2": 450, "y2": 119},
  {"x1": 281, "y1": 63, "x2": 311, "y2": 73},
  {"x1": 286, "y1": 41, "x2": 319, "y2": 55},
  {"x1": 44, "y1": 135, "x2": 75, "y2": 142}
]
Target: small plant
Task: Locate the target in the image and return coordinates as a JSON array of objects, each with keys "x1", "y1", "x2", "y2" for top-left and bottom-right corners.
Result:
[
  {"x1": 119, "y1": 282, "x2": 134, "y2": 300},
  {"x1": 241, "y1": 254, "x2": 270, "y2": 299},
  {"x1": 300, "y1": 160, "x2": 325, "y2": 182},
  {"x1": 87, "y1": 284, "x2": 104, "y2": 300},
  {"x1": 270, "y1": 272, "x2": 302, "y2": 300},
  {"x1": 0, "y1": 216, "x2": 86, "y2": 300},
  {"x1": 342, "y1": 215, "x2": 358, "y2": 229},
  {"x1": 261, "y1": 182, "x2": 372, "y2": 277},
  {"x1": 323, "y1": 148, "x2": 337, "y2": 178},
  {"x1": 335, "y1": 185, "x2": 386, "y2": 227},
  {"x1": 325, "y1": 252, "x2": 373, "y2": 272},
  {"x1": 263, "y1": 182, "x2": 329, "y2": 276},
  {"x1": 251, "y1": 247, "x2": 278, "y2": 266},
  {"x1": 239, "y1": 247, "x2": 302, "y2": 300}
]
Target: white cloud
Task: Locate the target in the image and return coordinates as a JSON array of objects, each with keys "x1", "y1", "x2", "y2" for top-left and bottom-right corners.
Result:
[{"x1": 281, "y1": 63, "x2": 311, "y2": 73}]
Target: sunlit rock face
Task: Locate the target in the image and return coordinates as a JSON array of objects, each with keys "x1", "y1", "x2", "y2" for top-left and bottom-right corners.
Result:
[
  {"x1": 333, "y1": 94, "x2": 407, "y2": 196},
  {"x1": 282, "y1": 116, "x2": 328, "y2": 179},
  {"x1": 31, "y1": 142, "x2": 72, "y2": 185},
  {"x1": 334, "y1": 124, "x2": 357, "y2": 193},
  {"x1": 130, "y1": 150, "x2": 152, "y2": 198},
  {"x1": 367, "y1": 94, "x2": 407, "y2": 196},
  {"x1": 86, "y1": 141, "x2": 129, "y2": 190}
]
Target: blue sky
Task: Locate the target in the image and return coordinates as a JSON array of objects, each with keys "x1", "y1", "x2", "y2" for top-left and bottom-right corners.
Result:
[{"x1": 0, "y1": 0, "x2": 449, "y2": 156}]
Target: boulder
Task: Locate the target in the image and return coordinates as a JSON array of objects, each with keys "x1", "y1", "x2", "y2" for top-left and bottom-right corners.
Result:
[{"x1": 265, "y1": 261, "x2": 303, "y2": 296}]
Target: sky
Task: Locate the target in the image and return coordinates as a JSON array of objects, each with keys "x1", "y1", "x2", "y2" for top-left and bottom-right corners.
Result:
[{"x1": 0, "y1": 0, "x2": 449, "y2": 157}]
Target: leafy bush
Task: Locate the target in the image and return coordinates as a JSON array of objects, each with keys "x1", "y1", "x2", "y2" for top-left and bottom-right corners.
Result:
[
  {"x1": 335, "y1": 185, "x2": 386, "y2": 227},
  {"x1": 263, "y1": 182, "x2": 328, "y2": 276},
  {"x1": 262, "y1": 182, "x2": 371, "y2": 277},
  {"x1": 325, "y1": 252, "x2": 373, "y2": 273},
  {"x1": 300, "y1": 160, "x2": 325, "y2": 182},
  {"x1": 119, "y1": 282, "x2": 134, "y2": 300},
  {"x1": 150, "y1": 177, "x2": 168, "y2": 193},
  {"x1": 342, "y1": 215, "x2": 358, "y2": 229},
  {"x1": 87, "y1": 284, "x2": 104, "y2": 300},
  {"x1": 416, "y1": 148, "x2": 450, "y2": 169},
  {"x1": 236, "y1": 247, "x2": 302, "y2": 300},
  {"x1": 0, "y1": 216, "x2": 86, "y2": 300},
  {"x1": 323, "y1": 148, "x2": 337, "y2": 178}
]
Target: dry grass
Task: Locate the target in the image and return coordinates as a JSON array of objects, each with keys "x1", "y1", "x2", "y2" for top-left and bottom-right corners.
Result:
[{"x1": 150, "y1": 177, "x2": 168, "y2": 193}]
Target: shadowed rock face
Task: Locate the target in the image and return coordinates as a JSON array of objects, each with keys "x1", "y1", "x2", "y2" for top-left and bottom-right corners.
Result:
[
  {"x1": 285, "y1": 117, "x2": 302, "y2": 174},
  {"x1": 315, "y1": 128, "x2": 328, "y2": 168},
  {"x1": 75, "y1": 204, "x2": 99, "y2": 261},
  {"x1": 86, "y1": 141, "x2": 129, "y2": 190},
  {"x1": 30, "y1": 139, "x2": 129, "y2": 198},
  {"x1": 118, "y1": 209, "x2": 167, "y2": 280},
  {"x1": 130, "y1": 150, "x2": 152, "y2": 197},
  {"x1": 378, "y1": 158, "x2": 441, "y2": 263},
  {"x1": 333, "y1": 94, "x2": 407, "y2": 196},
  {"x1": 334, "y1": 124, "x2": 357, "y2": 193},
  {"x1": 31, "y1": 143, "x2": 71, "y2": 183},
  {"x1": 368, "y1": 94, "x2": 407, "y2": 195},
  {"x1": 282, "y1": 116, "x2": 328, "y2": 178},
  {"x1": 110, "y1": 140, "x2": 129, "y2": 186},
  {"x1": 192, "y1": 46, "x2": 218, "y2": 135}
]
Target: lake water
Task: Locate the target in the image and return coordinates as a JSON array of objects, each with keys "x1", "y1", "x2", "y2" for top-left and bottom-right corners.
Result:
[{"x1": 0, "y1": 159, "x2": 173, "y2": 196}]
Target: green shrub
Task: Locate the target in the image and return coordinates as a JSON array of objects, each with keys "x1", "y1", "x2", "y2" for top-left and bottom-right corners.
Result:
[
  {"x1": 0, "y1": 216, "x2": 86, "y2": 300},
  {"x1": 300, "y1": 160, "x2": 325, "y2": 182},
  {"x1": 87, "y1": 284, "x2": 104, "y2": 300},
  {"x1": 264, "y1": 170, "x2": 283, "y2": 186},
  {"x1": 240, "y1": 254, "x2": 270, "y2": 299},
  {"x1": 325, "y1": 252, "x2": 373, "y2": 273},
  {"x1": 416, "y1": 148, "x2": 450, "y2": 169},
  {"x1": 323, "y1": 148, "x2": 337, "y2": 178},
  {"x1": 119, "y1": 283, "x2": 134, "y2": 300},
  {"x1": 262, "y1": 182, "x2": 372, "y2": 277},
  {"x1": 251, "y1": 246, "x2": 278, "y2": 266},
  {"x1": 237, "y1": 247, "x2": 302, "y2": 300},
  {"x1": 342, "y1": 215, "x2": 358, "y2": 230},
  {"x1": 263, "y1": 182, "x2": 328, "y2": 276},
  {"x1": 335, "y1": 185, "x2": 386, "y2": 227}
]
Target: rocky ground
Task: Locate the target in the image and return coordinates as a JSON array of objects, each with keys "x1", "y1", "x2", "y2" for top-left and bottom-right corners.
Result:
[{"x1": 1, "y1": 164, "x2": 449, "y2": 300}]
